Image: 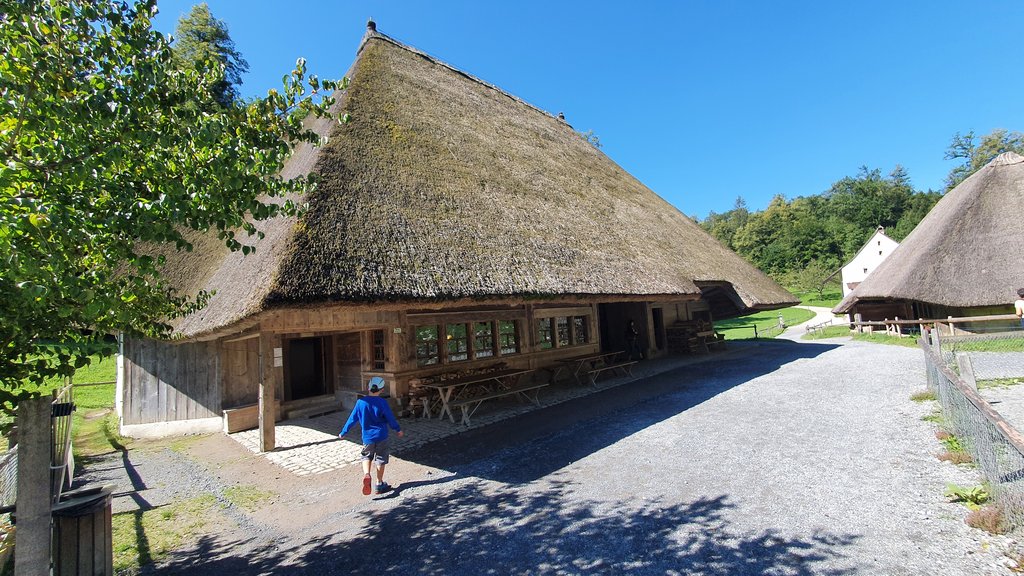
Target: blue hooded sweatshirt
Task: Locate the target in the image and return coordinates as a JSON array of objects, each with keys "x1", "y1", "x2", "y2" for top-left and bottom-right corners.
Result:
[{"x1": 340, "y1": 396, "x2": 401, "y2": 444}]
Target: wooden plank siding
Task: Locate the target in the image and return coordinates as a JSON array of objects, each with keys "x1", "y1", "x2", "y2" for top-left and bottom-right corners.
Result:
[{"x1": 121, "y1": 337, "x2": 221, "y2": 425}]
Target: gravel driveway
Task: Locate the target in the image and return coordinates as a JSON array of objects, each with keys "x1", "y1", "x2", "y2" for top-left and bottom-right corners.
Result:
[{"x1": 80, "y1": 336, "x2": 1021, "y2": 575}]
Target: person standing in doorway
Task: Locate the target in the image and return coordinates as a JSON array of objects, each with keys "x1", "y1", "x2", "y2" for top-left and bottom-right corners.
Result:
[
  {"x1": 626, "y1": 319, "x2": 642, "y2": 361},
  {"x1": 1015, "y1": 288, "x2": 1024, "y2": 328},
  {"x1": 340, "y1": 376, "x2": 404, "y2": 495}
]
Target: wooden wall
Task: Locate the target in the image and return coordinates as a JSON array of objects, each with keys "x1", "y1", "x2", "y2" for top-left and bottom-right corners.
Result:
[
  {"x1": 222, "y1": 336, "x2": 261, "y2": 409},
  {"x1": 121, "y1": 337, "x2": 221, "y2": 425}
]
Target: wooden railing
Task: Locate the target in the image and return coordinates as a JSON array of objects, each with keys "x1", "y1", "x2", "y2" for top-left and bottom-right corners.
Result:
[{"x1": 850, "y1": 313, "x2": 1020, "y2": 337}]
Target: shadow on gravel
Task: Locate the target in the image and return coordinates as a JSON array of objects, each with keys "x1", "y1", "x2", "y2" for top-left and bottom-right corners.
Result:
[
  {"x1": 149, "y1": 480, "x2": 858, "y2": 575},
  {"x1": 409, "y1": 340, "x2": 840, "y2": 484}
]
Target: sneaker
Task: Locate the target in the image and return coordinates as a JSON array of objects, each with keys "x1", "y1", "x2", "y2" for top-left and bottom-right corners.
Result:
[
  {"x1": 374, "y1": 482, "x2": 392, "y2": 495},
  {"x1": 361, "y1": 474, "x2": 372, "y2": 496}
]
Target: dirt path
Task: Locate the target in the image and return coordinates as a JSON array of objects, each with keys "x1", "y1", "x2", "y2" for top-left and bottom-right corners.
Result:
[{"x1": 78, "y1": 337, "x2": 1021, "y2": 575}]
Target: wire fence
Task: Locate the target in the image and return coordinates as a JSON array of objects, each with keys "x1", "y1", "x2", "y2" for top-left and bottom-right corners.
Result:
[{"x1": 921, "y1": 321, "x2": 1024, "y2": 528}]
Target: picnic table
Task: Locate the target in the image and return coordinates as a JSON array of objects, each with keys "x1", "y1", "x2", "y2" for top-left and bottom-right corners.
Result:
[
  {"x1": 550, "y1": 351, "x2": 624, "y2": 385},
  {"x1": 419, "y1": 368, "x2": 540, "y2": 425},
  {"x1": 689, "y1": 330, "x2": 725, "y2": 353}
]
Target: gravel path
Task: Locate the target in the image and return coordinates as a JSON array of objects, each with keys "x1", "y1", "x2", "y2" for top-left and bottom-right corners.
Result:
[{"x1": 78, "y1": 336, "x2": 1021, "y2": 575}]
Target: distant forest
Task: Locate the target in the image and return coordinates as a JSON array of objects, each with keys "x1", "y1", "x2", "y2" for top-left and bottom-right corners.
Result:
[{"x1": 698, "y1": 129, "x2": 1024, "y2": 295}]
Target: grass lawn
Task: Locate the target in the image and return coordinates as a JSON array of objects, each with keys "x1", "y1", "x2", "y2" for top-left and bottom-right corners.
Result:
[
  {"x1": 945, "y1": 339, "x2": 1024, "y2": 353},
  {"x1": 791, "y1": 288, "x2": 843, "y2": 309},
  {"x1": 63, "y1": 357, "x2": 125, "y2": 459},
  {"x1": 802, "y1": 326, "x2": 921, "y2": 348},
  {"x1": 715, "y1": 307, "x2": 816, "y2": 340}
]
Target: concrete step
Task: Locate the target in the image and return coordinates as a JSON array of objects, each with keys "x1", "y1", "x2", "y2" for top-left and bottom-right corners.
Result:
[{"x1": 284, "y1": 397, "x2": 343, "y2": 420}]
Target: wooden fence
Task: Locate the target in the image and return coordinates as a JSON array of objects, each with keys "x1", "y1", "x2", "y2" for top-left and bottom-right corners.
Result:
[{"x1": 850, "y1": 313, "x2": 1020, "y2": 338}]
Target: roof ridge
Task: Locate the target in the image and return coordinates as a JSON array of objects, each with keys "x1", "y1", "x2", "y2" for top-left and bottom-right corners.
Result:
[
  {"x1": 357, "y1": 22, "x2": 568, "y2": 126},
  {"x1": 989, "y1": 151, "x2": 1024, "y2": 167}
]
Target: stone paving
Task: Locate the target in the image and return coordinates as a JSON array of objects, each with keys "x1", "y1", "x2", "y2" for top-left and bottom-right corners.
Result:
[{"x1": 230, "y1": 346, "x2": 751, "y2": 476}]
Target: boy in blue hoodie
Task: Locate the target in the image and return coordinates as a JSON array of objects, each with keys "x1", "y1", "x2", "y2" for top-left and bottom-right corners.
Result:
[{"x1": 340, "y1": 376, "x2": 404, "y2": 495}]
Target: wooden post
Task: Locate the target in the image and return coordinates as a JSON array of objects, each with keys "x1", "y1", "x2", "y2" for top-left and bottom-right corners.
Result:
[
  {"x1": 956, "y1": 353, "x2": 978, "y2": 390},
  {"x1": 258, "y1": 333, "x2": 276, "y2": 452},
  {"x1": 15, "y1": 396, "x2": 52, "y2": 576},
  {"x1": 854, "y1": 313, "x2": 863, "y2": 333}
]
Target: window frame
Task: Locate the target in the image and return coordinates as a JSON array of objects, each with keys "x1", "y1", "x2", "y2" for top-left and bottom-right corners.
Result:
[{"x1": 414, "y1": 325, "x2": 440, "y2": 366}]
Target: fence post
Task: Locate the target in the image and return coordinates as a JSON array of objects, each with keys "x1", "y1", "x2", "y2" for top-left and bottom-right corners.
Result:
[
  {"x1": 955, "y1": 353, "x2": 978, "y2": 390},
  {"x1": 854, "y1": 313, "x2": 863, "y2": 333},
  {"x1": 15, "y1": 396, "x2": 52, "y2": 576}
]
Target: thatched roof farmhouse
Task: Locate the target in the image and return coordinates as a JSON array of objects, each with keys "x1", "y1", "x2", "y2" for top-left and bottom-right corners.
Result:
[
  {"x1": 834, "y1": 151, "x2": 1024, "y2": 322},
  {"x1": 118, "y1": 23, "x2": 795, "y2": 444}
]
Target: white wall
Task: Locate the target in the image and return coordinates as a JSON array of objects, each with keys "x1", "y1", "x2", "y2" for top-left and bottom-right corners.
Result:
[{"x1": 841, "y1": 230, "x2": 900, "y2": 296}]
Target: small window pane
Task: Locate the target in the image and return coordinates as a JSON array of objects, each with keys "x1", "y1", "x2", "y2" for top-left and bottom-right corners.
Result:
[
  {"x1": 474, "y1": 321, "x2": 495, "y2": 359},
  {"x1": 415, "y1": 325, "x2": 439, "y2": 366},
  {"x1": 499, "y1": 320, "x2": 520, "y2": 355},
  {"x1": 447, "y1": 323, "x2": 469, "y2": 362},
  {"x1": 556, "y1": 317, "x2": 570, "y2": 347},
  {"x1": 537, "y1": 318, "x2": 554, "y2": 350},
  {"x1": 372, "y1": 329, "x2": 386, "y2": 370},
  {"x1": 573, "y1": 316, "x2": 589, "y2": 345}
]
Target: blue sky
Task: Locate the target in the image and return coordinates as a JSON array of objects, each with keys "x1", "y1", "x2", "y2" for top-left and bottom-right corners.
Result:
[{"x1": 153, "y1": 1, "x2": 1023, "y2": 219}]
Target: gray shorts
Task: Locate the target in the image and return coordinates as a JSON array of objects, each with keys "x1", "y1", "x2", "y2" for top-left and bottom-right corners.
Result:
[{"x1": 360, "y1": 439, "x2": 390, "y2": 465}]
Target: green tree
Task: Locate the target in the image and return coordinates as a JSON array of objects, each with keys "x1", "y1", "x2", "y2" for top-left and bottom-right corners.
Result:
[
  {"x1": 172, "y1": 2, "x2": 249, "y2": 106},
  {"x1": 732, "y1": 195, "x2": 795, "y2": 274},
  {"x1": 704, "y1": 165, "x2": 940, "y2": 278},
  {"x1": 944, "y1": 129, "x2": 1024, "y2": 190},
  {"x1": 779, "y1": 259, "x2": 839, "y2": 300},
  {"x1": 701, "y1": 196, "x2": 749, "y2": 250},
  {"x1": 0, "y1": 0, "x2": 345, "y2": 410}
]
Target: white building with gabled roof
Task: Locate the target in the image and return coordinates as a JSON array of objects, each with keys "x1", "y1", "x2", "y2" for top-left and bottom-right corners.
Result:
[{"x1": 840, "y1": 226, "x2": 899, "y2": 297}]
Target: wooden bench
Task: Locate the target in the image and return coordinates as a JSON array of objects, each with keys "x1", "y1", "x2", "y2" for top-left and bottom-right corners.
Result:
[
  {"x1": 586, "y1": 361, "x2": 637, "y2": 387},
  {"x1": 448, "y1": 381, "x2": 549, "y2": 426}
]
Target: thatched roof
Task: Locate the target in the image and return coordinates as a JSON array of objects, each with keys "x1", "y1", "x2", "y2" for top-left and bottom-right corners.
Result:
[
  {"x1": 834, "y1": 151, "x2": 1024, "y2": 314},
  {"x1": 164, "y1": 25, "x2": 795, "y2": 338}
]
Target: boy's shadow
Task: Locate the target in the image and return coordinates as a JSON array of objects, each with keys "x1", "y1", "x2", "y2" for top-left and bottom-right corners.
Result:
[{"x1": 371, "y1": 474, "x2": 455, "y2": 500}]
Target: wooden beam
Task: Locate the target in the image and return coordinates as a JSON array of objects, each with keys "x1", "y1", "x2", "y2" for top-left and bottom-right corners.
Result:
[{"x1": 258, "y1": 333, "x2": 277, "y2": 452}]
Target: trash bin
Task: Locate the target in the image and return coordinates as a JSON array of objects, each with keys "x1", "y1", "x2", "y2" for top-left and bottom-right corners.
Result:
[{"x1": 51, "y1": 485, "x2": 113, "y2": 576}]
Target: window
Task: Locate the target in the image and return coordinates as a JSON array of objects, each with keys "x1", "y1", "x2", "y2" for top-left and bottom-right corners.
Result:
[
  {"x1": 536, "y1": 318, "x2": 554, "y2": 350},
  {"x1": 556, "y1": 317, "x2": 571, "y2": 347},
  {"x1": 537, "y1": 314, "x2": 591, "y2": 349},
  {"x1": 372, "y1": 330, "x2": 386, "y2": 370},
  {"x1": 415, "y1": 325, "x2": 440, "y2": 366},
  {"x1": 499, "y1": 320, "x2": 520, "y2": 355},
  {"x1": 474, "y1": 321, "x2": 495, "y2": 359},
  {"x1": 446, "y1": 323, "x2": 469, "y2": 362},
  {"x1": 572, "y1": 316, "x2": 589, "y2": 345}
]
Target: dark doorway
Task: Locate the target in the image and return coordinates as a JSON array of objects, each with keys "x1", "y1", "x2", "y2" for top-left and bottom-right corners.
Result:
[
  {"x1": 286, "y1": 337, "x2": 327, "y2": 401},
  {"x1": 598, "y1": 302, "x2": 647, "y2": 354}
]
